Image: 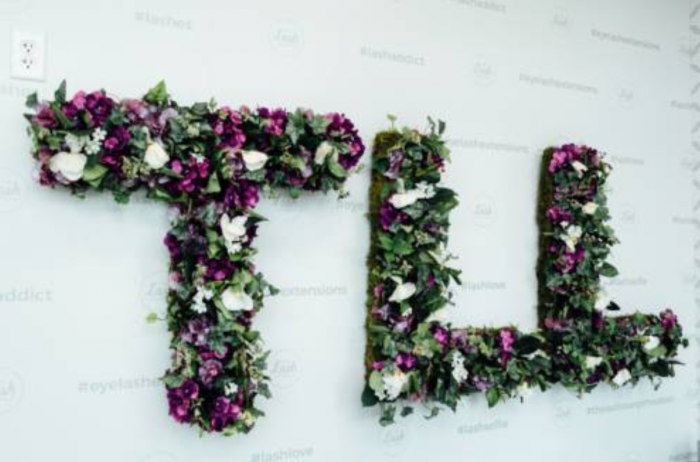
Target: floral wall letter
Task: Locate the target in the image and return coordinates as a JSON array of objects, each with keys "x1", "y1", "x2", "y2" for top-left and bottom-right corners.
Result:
[
  {"x1": 363, "y1": 121, "x2": 687, "y2": 425},
  {"x1": 25, "y1": 82, "x2": 364, "y2": 435}
]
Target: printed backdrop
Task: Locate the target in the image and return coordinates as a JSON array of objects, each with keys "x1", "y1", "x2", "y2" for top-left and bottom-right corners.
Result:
[{"x1": 0, "y1": 0, "x2": 698, "y2": 461}]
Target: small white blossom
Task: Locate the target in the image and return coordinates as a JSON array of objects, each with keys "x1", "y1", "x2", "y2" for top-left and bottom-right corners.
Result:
[
  {"x1": 585, "y1": 356, "x2": 603, "y2": 369},
  {"x1": 517, "y1": 382, "x2": 533, "y2": 398},
  {"x1": 582, "y1": 202, "x2": 599, "y2": 215},
  {"x1": 382, "y1": 370, "x2": 408, "y2": 400},
  {"x1": 644, "y1": 336, "x2": 660, "y2": 351},
  {"x1": 563, "y1": 225, "x2": 583, "y2": 251},
  {"x1": 85, "y1": 128, "x2": 107, "y2": 155},
  {"x1": 225, "y1": 383, "x2": 239, "y2": 396},
  {"x1": 389, "y1": 181, "x2": 436, "y2": 209},
  {"x1": 572, "y1": 160, "x2": 588, "y2": 176},
  {"x1": 315, "y1": 141, "x2": 335, "y2": 165},
  {"x1": 612, "y1": 368, "x2": 632, "y2": 387},
  {"x1": 65, "y1": 133, "x2": 86, "y2": 154},
  {"x1": 451, "y1": 351, "x2": 469, "y2": 384}
]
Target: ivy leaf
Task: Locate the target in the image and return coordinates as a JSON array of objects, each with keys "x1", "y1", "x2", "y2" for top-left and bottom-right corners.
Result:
[
  {"x1": 54, "y1": 80, "x2": 67, "y2": 104},
  {"x1": 328, "y1": 152, "x2": 347, "y2": 178},
  {"x1": 368, "y1": 370, "x2": 384, "y2": 400},
  {"x1": 486, "y1": 388, "x2": 500, "y2": 407},
  {"x1": 361, "y1": 384, "x2": 379, "y2": 407},
  {"x1": 162, "y1": 374, "x2": 185, "y2": 388},
  {"x1": 83, "y1": 164, "x2": 109, "y2": 187},
  {"x1": 514, "y1": 335, "x2": 541, "y2": 355},
  {"x1": 600, "y1": 263, "x2": 618, "y2": 278},
  {"x1": 205, "y1": 173, "x2": 221, "y2": 193},
  {"x1": 144, "y1": 81, "x2": 169, "y2": 107},
  {"x1": 25, "y1": 92, "x2": 38, "y2": 109}
]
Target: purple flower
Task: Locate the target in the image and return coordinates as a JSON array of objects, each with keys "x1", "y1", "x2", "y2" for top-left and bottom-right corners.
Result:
[
  {"x1": 473, "y1": 376, "x2": 490, "y2": 392},
  {"x1": 499, "y1": 329, "x2": 515, "y2": 364},
  {"x1": 167, "y1": 379, "x2": 200, "y2": 424},
  {"x1": 209, "y1": 396, "x2": 241, "y2": 432},
  {"x1": 378, "y1": 201, "x2": 406, "y2": 231},
  {"x1": 199, "y1": 359, "x2": 223, "y2": 385},
  {"x1": 104, "y1": 126, "x2": 131, "y2": 152},
  {"x1": 213, "y1": 107, "x2": 246, "y2": 149},
  {"x1": 544, "y1": 317, "x2": 567, "y2": 331},
  {"x1": 559, "y1": 245, "x2": 585, "y2": 273},
  {"x1": 224, "y1": 180, "x2": 259, "y2": 210},
  {"x1": 84, "y1": 91, "x2": 115, "y2": 127},
  {"x1": 396, "y1": 353, "x2": 417, "y2": 371},
  {"x1": 546, "y1": 206, "x2": 572, "y2": 225},
  {"x1": 385, "y1": 151, "x2": 404, "y2": 180},
  {"x1": 164, "y1": 233, "x2": 181, "y2": 260},
  {"x1": 371, "y1": 361, "x2": 384, "y2": 371},
  {"x1": 548, "y1": 149, "x2": 570, "y2": 173},
  {"x1": 34, "y1": 104, "x2": 57, "y2": 129},
  {"x1": 660, "y1": 309, "x2": 678, "y2": 330},
  {"x1": 433, "y1": 327, "x2": 449, "y2": 346},
  {"x1": 181, "y1": 318, "x2": 212, "y2": 347}
]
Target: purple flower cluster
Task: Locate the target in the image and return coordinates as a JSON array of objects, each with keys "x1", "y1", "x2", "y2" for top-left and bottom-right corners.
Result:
[{"x1": 167, "y1": 379, "x2": 199, "y2": 424}]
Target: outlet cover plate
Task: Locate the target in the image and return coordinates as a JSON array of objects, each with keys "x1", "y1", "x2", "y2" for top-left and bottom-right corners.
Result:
[{"x1": 11, "y1": 30, "x2": 46, "y2": 82}]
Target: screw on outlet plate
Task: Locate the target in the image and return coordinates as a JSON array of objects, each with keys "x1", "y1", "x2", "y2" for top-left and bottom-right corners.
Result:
[{"x1": 11, "y1": 30, "x2": 46, "y2": 82}]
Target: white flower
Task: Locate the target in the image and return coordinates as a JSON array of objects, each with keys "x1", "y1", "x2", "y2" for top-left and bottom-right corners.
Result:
[
  {"x1": 582, "y1": 202, "x2": 598, "y2": 215},
  {"x1": 85, "y1": 128, "x2": 107, "y2": 155},
  {"x1": 415, "y1": 181, "x2": 436, "y2": 199},
  {"x1": 595, "y1": 291, "x2": 610, "y2": 310},
  {"x1": 315, "y1": 141, "x2": 335, "y2": 165},
  {"x1": 572, "y1": 161, "x2": 588, "y2": 176},
  {"x1": 191, "y1": 287, "x2": 214, "y2": 314},
  {"x1": 65, "y1": 133, "x2": 86, "y2": 154},
  {"x1": 563, "y1": 225, "x2": 583, "y2": 251},
  {"x1": 585, "y1": 356, "x2": 603, "y2": 369},
  {"x1": 451, "y1": 351, "x2": 469, "y2": 384},
  {"x1": 389, "y1": 182, "x2": 436, "y2": 209},
  {"x1": 644, "y1": 336, "x2": 660, "y2": 351},
  {"x1": 49, "y1": 152, "x2": 87, "y2": 182},
  {"x1": 517, "y1": 382, "x2": 533, "y2": 398},
  {"x1": 222, "y1": 288, "x2": 254, "y2": 312},
  {"x1": 389, "y1": 190, "x2": 420, "y2": 209},
  {"x1": 225, "y1": 383, "x2": 239, "y2": 396},
  {"x1": 220, "y1": 214, "x2": 248, "y2": 242},
  {"x1": 382, "y1": 370, "x2": 408, "y2": 400},
  {"x1": 426, "y1": 308, "x2": 449, "y2": 324},
  {"x1": 144, "y1": 142, "x2": 170, "y2": 169},
  {"x1": 242, "y1": 150, "x2": 268, "y2": 171},
  {"x1": 612, "y1": 368, "x2": 632, "y2": 387},
  {"x1": 389, "y1": 282, "x2": 416, "y2": 302}
]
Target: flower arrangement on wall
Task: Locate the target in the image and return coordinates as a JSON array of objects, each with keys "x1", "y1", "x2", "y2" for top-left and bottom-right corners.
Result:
[
  {"x1": 25, "y1": 82, "x2": 364, "y2": 435},
  {"x1": 362, "y1": 120, "x2": 687, "y2": 425}
]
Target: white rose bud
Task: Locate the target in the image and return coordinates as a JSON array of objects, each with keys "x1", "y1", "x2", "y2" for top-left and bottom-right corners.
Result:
[
  {"x1": 315, "y1": 141, "x2": 335, "y2": 165},
  {"x1": 221, "y1": 288, "x2": 254, "y2": 312},
  {"x1": 582, "y1": 202, "x2": 599, "y2": 215},
  {"x1": 612, "y1": 368, "x2": 632, "y2": 387},
  {"x1": 242, "y1": 150, "x2": 269, "y2": 171},
  {"x1": 389, "y1": 282, "x2": 416, "y2": 302},
  {"x1": 644, "y1": 336, "x2": 660, "y2": 351},
  {"x1": 220, "y1": 214, "x2": 248, "y2": 243},
  {"x1": 585, "y1": 356, "x2": 603, "y2": 369},
  {"x1": 144, "y1": 142, "x2": 170, "y2": 169},
  {"x1": 49, "y1": 152, "x2": 88, "y2": 182}
]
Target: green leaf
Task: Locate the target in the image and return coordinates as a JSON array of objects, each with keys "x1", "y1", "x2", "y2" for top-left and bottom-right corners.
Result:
[
  {"x1": 361, "y1": 384, "x2": 379, "y2": 407},
  {"x1": 514, "y1": 335, "x2": 542, "y2": 355},
  {"x1": 54, "y1": 81, "x2": 67, "y2": 104},
  {"x1": 145, "y1": 313, "x2": 159, "y2": 324},
  {"x1": 144, "y1": 81, "x2": 169, "y2": 107},
  {"x1": 368, "y1": 370, "x2": 384, "y2": 399},
  {"x1": 486, "y1": 388, "x2": 500, "y2": 407},
  {"x1": 600, "y1": 263, "x2": 618, "y2": 278},
  {"x1": 206, "y1": 173, "x2": 221, "y2": 193},
  {"x1": 25, "y1": 92, "x2": 38, "y2": 109},
  {"x1": 328, "y1": 152, "x2": 347, "y2": 178},
  {"x1": 82, "y1": 164, "x2": 109, "y2": 186},
  {"x1": 162, "y1": 374, "x2": 185, "y2": 388}
]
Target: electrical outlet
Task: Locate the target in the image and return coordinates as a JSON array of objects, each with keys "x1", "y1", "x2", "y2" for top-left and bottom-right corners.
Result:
[{"x1": 11, "y1": 30, "x2": 46, "y2": 82}]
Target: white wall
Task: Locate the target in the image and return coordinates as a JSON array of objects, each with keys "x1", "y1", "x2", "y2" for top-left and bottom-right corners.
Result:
[{"x1": 0, "y1": 0, "x2": 697, "y2": 461}]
